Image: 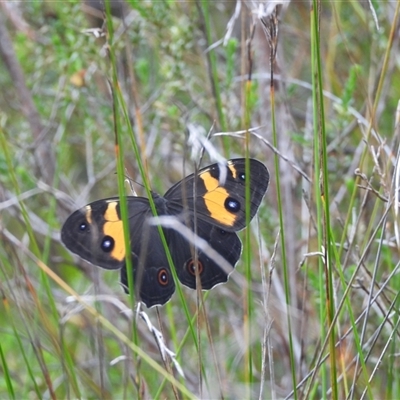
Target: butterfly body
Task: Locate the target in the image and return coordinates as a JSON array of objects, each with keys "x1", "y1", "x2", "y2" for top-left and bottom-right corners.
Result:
[{"x1": 61, "y1": 158, "x2": 269, "y2": 307}]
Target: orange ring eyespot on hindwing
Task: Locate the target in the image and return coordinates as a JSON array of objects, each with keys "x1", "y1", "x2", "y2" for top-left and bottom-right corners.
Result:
[
  {"x1": 186, "y1": 259, "x2": 204, "y2": 276},
  {"x1": 157, "y1": 268, "x2": 169, "y2": 286}
]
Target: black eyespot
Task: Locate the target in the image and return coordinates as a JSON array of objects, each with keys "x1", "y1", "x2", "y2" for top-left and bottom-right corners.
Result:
[
  {"x1": 101, "y1": 236, "x2": 114, "y2": 253},
  {"x1": 219, "y1": 229, "x2": 227, "y2": 235},
  {"x1": 79, "y1": 222, "x2": 88, "y2": 231},
  {"x1": 158, "y1": 269, "x2": 169, "y2": 286},
  {"x1": 225, "y1": 197, "x2": 241, "y2": 213},
  {"x1": 186, "y1": 259, "x2": 204, "y2": 276},
  {"x1": 239, "y1": 172, "x2": 245, "y2": 181}
]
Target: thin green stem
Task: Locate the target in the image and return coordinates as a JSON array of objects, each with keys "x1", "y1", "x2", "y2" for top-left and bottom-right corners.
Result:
[{"x1": 270, "y1": 54, "x2": 297, "y2": 400}]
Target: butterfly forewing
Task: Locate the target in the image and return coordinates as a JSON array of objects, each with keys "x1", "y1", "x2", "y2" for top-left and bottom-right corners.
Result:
[
  {"x1": 61, "y1": 198, "x2": 149, "y2": 270},
  {"x1": 164, "y1": 158, "x2": 269, "y2": 231}
]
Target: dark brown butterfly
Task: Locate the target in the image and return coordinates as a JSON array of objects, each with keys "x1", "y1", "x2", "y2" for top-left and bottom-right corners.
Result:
[{"x1": 61, "y1": 158, "x2": 269, "y2": 307}]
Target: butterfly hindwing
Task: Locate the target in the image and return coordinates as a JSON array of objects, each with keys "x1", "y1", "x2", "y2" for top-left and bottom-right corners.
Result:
[
  {"x1": 167, "y1": 218, "x2": 242, "y2": 290},
  {"x1": 121, "y1": 218, "x2": 176, "y2": 307}
]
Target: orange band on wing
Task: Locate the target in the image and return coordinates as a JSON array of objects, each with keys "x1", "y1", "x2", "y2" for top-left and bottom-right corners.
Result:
[
  {"x1": 228, "y1": 161, "x2": 237, "y2": 179},
  {"x1": 85, "y1": 205, "x2": 92, "y2": 224},
  {"x1": 200, "y1": 172, "x2": 236, "y2": 227},
  {"x1": 103, "y1": 201, "x2": 126, "y2": 261}
]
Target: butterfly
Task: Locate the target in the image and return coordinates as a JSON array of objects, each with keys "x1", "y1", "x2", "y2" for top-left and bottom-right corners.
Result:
[{"x1": 61, "y1": 158, "x2": 269, "y2": 307}]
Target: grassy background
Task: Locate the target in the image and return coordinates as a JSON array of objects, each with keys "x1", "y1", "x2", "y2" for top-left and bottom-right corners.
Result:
[{"x1": 1, "y1": 1, "x2": 400, "y2": 399}]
